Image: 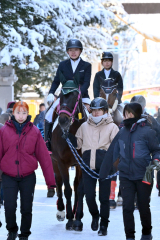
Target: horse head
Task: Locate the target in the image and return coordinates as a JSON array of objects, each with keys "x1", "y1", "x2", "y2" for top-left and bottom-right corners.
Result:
[
  {"x1": 57, "y1": 73, "x2": 85, "y2": 134},
  {"x1": 99, "y1": 76, "x2": 118, "y2": 108}
]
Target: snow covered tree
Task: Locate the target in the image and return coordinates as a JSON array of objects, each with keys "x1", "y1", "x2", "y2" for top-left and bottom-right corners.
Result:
[{"x1": 0, "y1": 0, "x2": 125, "y2": 98}]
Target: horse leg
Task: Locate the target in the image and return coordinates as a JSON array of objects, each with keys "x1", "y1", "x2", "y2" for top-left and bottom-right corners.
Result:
[
  {"x1": 73, "y1": 166, "x2": 79, "y2": 216},
  {"x1": 73, "y1": 177, "x2": 84, "y2": 231},
  {"x1": 59, "y1": 165, "x2": 74, "y2": 230},
  {"x1": 52, "y1": 159, "x2": 65, "y2": 221}
]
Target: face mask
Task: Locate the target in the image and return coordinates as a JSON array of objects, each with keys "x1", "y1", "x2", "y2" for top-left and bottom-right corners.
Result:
[{"x1": 91, "y1": 113, "x2": 108, "y2": 124}]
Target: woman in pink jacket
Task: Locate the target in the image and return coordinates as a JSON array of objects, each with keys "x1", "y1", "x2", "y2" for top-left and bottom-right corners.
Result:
[{"x1": 0, "y1": 101, "x2": 56, "y2": 240}]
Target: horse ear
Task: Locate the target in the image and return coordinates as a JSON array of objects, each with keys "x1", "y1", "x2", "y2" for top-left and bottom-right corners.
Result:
[
  {"x1": 98, "y1": 76, "x2": 105, "y2": 86},
  {"x1": 59, "y1": 71, "x2": 67, "y2": 85},
  {"x1": 73, "y1": 72, "x2": 80, "y2": 87}
]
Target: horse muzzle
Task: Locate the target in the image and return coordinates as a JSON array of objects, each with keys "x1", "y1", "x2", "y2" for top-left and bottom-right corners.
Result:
[{"x1": 59, "y1": 114, "x2": 71, "y2": 132}]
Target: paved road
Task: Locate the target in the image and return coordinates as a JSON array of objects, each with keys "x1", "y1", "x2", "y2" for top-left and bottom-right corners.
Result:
[{"x1": 0, "y1": 167, "x2": 160, "y2": 240}]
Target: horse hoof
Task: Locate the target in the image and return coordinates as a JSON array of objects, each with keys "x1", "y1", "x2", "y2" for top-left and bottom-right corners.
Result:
[
  {"x1": 66, "y1": 220, "x2": 73, "y2": 230},
  {"x1": 47, "y1": 189, "x2": 55, "y2": 198},
  {"x1": 56, "y1": 210, "x2": 65, "y2": 221},
  {"x1": 73, "y1": 220, "x2": 83, "y2": 231}
]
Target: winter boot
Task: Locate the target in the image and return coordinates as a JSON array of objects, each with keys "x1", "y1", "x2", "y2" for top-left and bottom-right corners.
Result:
[
  {"x1": 126, "y1": 239, "x2": 135, "y2": 240},
  {"x1": 19, "y1": 237, "x2": 28, "y2": 240},
  {"x1": 109, "y1": 199, "x2": 116, "y2": 209},
  {"x1": 47, "y1": 188, "x2": 55, "y2": 198},
  {"x1": 44, "y1": 120, "x2": 52, "y2": 152},
  {"x1": 7, "y1": 232, "x2": 18, "y2": 240},
  {"x1": 140, "y1": 234, "x2": 152, "y2": 240},
  {"x1": 91, "y1": 215, "x2": 99, "y2": 231},
  {"x1": 109, "y1": 181, "x2": 117, "y2": 209},
  {"x1": 117, "y1": 196, "x2": 123, "y2": 206},
  {"x1": 98, "y1": 226, "x2": 107, "y2": 236}
]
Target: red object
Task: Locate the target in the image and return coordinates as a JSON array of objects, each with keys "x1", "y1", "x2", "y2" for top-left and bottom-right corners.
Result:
[
  {"x1": 109, "y1": 181, "x2": 117, "y2": 200},
  {"x1": 0, "y1": 121, "x2": 56, "y2": 188},
  {"x1": 7, "y1": 101, "x2": 16, "y2": 109},
  {"x1": 154, "y1": 159, "x2": 160, "y2": 162},
  {"x1": 142, "y1": 181, "x2": 151, "y2": 185},
  {"x1": 133, "y1": 143, "x2": 135, "y2": 158}
]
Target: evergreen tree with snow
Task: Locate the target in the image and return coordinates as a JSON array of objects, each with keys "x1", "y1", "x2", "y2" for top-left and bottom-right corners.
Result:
[{"x1": 0, "y1": 0, "x2": 125, "y2": 98}]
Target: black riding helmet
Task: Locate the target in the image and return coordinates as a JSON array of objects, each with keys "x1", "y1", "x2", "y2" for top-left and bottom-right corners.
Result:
[
  {"x1": 130, "y1": 95, "x2": 146, "y2": 109},
  {"x1": 101, "y1": 52, "x2": 113, "y2": 60},
  {"x1": 90, "y1": 97, "x2": 108, "y2": 111},
  {"x1": 66, "y1": 39, "x2": 83, "y2": 51}
]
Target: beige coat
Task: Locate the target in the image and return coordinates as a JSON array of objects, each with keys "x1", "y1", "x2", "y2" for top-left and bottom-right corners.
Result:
[{"x1": 75, "y1": 114, "x2": 119, "y2": 169}]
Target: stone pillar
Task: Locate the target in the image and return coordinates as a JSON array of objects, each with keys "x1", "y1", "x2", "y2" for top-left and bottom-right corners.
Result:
[{"x1": 0, "y1": 66, "x2": 18, "y2": 111}]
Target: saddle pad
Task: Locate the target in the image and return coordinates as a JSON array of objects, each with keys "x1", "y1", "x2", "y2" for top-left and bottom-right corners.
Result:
[{"x1": 52, "y1": 116, "x2": 59, "y2": 132}]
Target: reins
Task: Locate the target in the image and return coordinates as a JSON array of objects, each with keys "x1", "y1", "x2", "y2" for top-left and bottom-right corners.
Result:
[
  {"x1": 66, "y1": 138, "x2": 119, "y2": 180},
  {"x1": 57, "y1": 86, "x2": 82, "y2": 123}
]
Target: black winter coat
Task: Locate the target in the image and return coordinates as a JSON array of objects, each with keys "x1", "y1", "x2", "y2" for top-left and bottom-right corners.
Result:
[
  {"x1": 49, "y1": 59, "x2": 91, "y2": 98},
  {"x1": 93, "y1": 68, "x2": 123, "y2": 103},
  {"x1": 99, "y1": 118, "x2": 160, "y2": 180}
]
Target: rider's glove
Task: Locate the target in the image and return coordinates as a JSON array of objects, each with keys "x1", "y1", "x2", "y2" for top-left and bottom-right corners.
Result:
[{"x1": 47, "y1": 94, "x2": 54, "y2": 104}]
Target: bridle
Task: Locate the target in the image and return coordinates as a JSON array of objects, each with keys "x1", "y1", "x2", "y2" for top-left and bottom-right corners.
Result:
[{"x1": 57, "y1": 86, "x2": 82, "y2": 124}]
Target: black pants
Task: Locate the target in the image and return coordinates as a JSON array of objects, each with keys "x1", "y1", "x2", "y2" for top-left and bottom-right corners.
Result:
[
  {"x1": 2, "y1": 173, "x2": 36, "y2": 237},
  {"x1": 157, "y1": 171, "x2": 160, "y2": 191},
  {"x1": 0, "y1": 181, "x2": 2, "y2": 204},
  {"x1": 120, "y1": 178, "x2": 153, "y2": 239},
  {"x1": 82, "y1": 171, "x2": 111, "y2": 227}
]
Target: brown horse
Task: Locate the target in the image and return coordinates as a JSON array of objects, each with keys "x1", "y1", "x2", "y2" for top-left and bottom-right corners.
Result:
[
  {"x1": 50, "y1": 83, "x2": 87, "y2": 231},
  {"x1": 99, "y1": 77, "x2": 124, "y2": 126}
]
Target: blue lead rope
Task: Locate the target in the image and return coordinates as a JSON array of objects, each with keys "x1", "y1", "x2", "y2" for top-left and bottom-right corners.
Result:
[{"x1": 66, "y1": 138, "x2": 119, "y2": 180}]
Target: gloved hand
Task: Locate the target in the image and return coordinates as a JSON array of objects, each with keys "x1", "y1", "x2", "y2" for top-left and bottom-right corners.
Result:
[
  {"x1": 153, "y1": 159, "x2": 160, "y2": 171},
  {"x1": 47, "y1": 94, "x2": 54, "y2": 105},
  {"x1": 142, "y1": 162, "x2": 154, "y2": 185}
]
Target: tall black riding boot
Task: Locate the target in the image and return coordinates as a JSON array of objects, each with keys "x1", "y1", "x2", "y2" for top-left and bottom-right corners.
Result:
[{"x1": 44, "y1": 120, "x2": 52, "y2": 152}]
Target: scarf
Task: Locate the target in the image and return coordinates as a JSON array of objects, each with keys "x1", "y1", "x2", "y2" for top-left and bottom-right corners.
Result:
[
  {"x1": 123, "y1": 118, "x2": 139, "y2": 129},
  {"x1": 11, "y1": 115, "x2": 31, "y2": 134}
]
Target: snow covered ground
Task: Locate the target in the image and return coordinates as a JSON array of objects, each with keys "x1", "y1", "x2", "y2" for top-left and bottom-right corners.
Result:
[{"x1": 0, "y1": 166, "x2": 160, "y2": 240}]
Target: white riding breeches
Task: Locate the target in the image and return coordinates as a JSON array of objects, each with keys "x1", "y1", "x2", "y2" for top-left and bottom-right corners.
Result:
[{"x1": 45, "y1": 98, "x2": 60, "y2": 123}]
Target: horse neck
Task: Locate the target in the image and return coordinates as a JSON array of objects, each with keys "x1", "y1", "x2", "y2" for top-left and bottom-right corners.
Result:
[{"x1": 70, "y1": 99, "x2": 87, "y2": 134}]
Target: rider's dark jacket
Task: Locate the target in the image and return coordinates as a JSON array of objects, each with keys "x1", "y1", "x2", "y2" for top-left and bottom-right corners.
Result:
[
  {"x1": 49, "y1": 58, "x2": 91, "y2": 98},
  {"x1": 112, "y1": 118, "x2": 160, "y2": 180},
  {"x1": 93, "y1": 68, "x2": 123, "y2": 104}
]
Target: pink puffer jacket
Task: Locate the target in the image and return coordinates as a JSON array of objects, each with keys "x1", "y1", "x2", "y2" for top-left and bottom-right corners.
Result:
[{"x1": 0, "y1": 120, "x2": 56, "y2": 188}]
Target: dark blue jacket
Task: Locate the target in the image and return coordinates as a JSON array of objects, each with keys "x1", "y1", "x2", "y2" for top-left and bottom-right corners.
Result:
[
  {"x1": 113, "y1": 118, "x2": 160, "y2": 180},
  {"x1": 93, "y1": 68, "x2": 123, "y2": 103},
  {"x1": 49, "y1": 59, "x2": 91, "y2": 98}
]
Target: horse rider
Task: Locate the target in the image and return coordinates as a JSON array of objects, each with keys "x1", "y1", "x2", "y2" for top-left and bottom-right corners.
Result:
[
  {"x1": 93, "y1": 52, "x2": 123, "y2": 104},
  {"x1": 45, "y1": 39, "x2": 92, "y2": 151}
]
